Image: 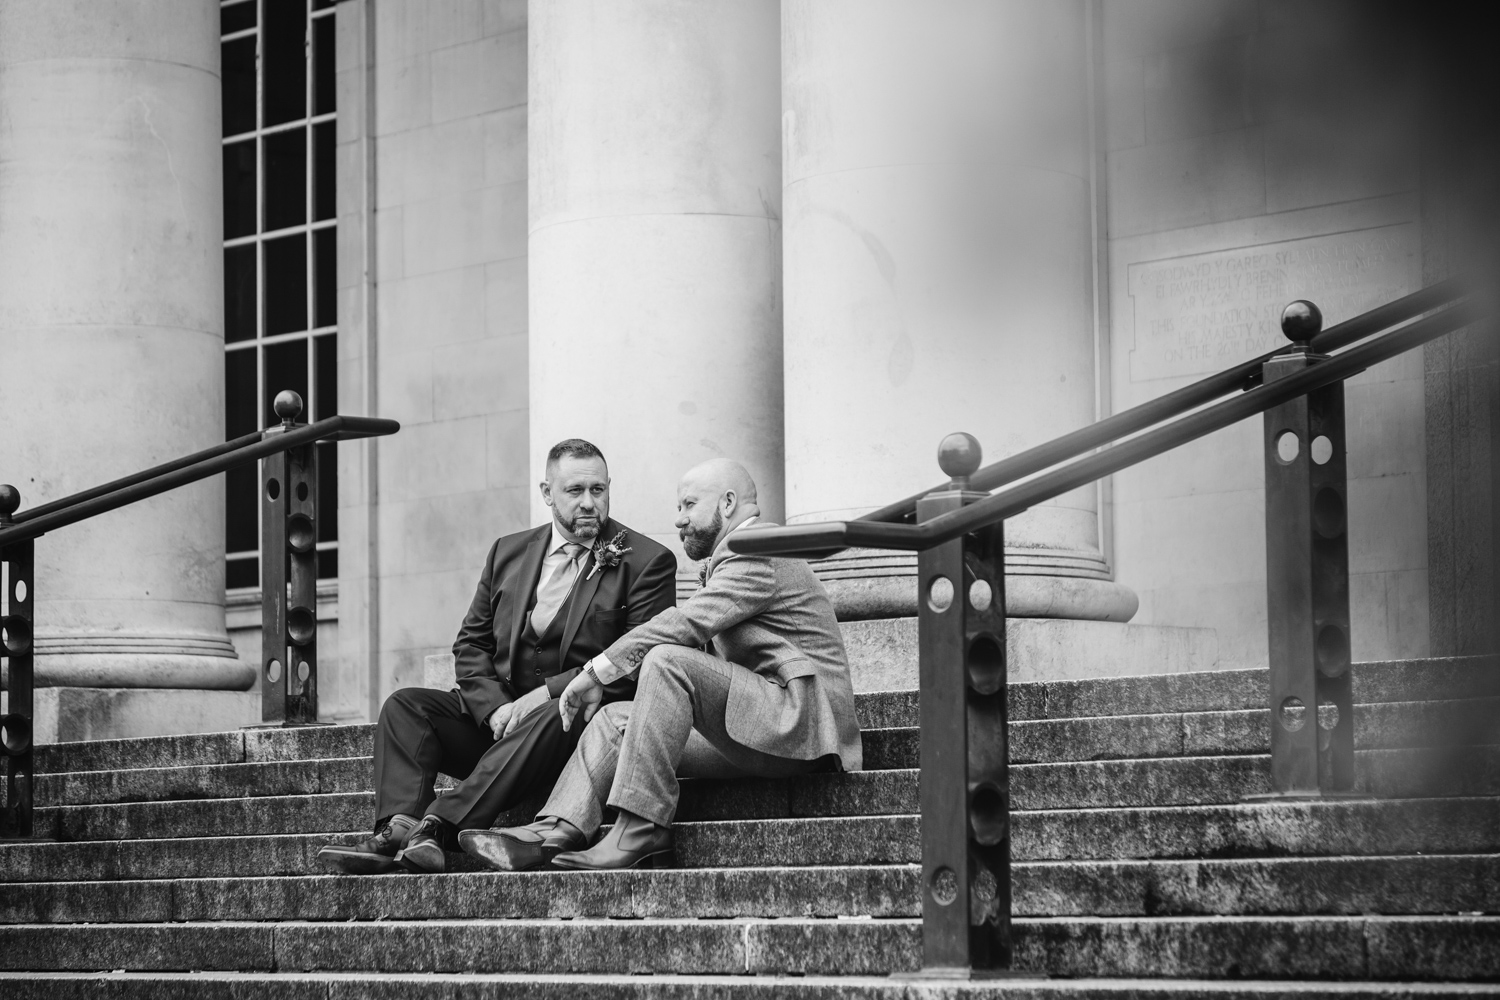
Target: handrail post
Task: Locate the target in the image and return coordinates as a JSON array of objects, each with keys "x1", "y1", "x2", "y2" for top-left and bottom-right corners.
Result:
[
  {"x1": 260, "y1": 391, "x2": 322, "y2": 726},
  {"x1": 1259, "y1": 301, "x2": 1355, "y2": 795},
  {"x1": 913, "y1": 433, "x2": 1013, "y2": 976},
  {"x1": 0, "y1": 486, "x2": 36, "y2": 838}
]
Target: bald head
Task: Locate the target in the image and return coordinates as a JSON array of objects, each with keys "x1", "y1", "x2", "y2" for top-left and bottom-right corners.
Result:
[
  {"x1": 680, "y1": 458, "x2": 757, "y2": 505},
  {"x1": 674, "y1": 458, "x2": 761, "y2": 560}
]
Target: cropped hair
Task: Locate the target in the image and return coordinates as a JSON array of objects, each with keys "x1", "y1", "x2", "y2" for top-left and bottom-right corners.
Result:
[{"x1": 546, "y1": 438, "x2": 606, "y2": 470}]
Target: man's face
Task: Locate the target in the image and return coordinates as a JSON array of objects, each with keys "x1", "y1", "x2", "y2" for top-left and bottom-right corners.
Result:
[
  {"x1": 674, "y1": 479, "x2": 724, "y2": 561},
  {"x1": 542, "y1": 455, "x2": 610, "y2": 542}
]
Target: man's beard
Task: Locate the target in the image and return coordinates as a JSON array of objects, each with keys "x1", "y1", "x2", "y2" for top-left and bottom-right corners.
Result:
[
  {"x1": 562, "y1": 510, "x2": 602, "y2": 541},
  {"x1": 681, "y1": 509, "x2": 723, "y2": 561}
]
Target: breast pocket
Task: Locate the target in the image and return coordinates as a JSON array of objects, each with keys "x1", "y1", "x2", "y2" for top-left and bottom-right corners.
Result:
[{"x1": 593, "y1": 606, "x2": 627, "y2": 626}]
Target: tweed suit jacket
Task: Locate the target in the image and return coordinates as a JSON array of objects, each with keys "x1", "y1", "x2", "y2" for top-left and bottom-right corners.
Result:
[
  {"x1": 452, "y1": 518, "x2": 677, "y2": 725},
  {"x1": 600, "y1": 520, "x2": 862, "y2": 772}
]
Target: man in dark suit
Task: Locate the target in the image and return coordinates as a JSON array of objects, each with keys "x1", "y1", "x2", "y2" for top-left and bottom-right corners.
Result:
[{"x1": 316, "y1": 439, "x2": 677, "y2": 874}]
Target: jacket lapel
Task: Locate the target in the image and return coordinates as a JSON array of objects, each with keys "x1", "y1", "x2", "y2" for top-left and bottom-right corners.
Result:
[
  {"x1": 506, "y1": 526, "x2": 550, "y2": 672},
  {"x1": 558, "y1": 522, "x2": 610, "y2": 666}
]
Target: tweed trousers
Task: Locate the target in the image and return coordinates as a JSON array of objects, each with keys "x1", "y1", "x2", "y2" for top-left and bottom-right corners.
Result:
[{"x1": 538, "y1": 644, "x2": 824, "y2": 832}]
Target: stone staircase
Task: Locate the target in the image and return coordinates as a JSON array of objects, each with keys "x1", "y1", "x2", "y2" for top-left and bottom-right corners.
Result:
[{"x1": 2, "y1": 656, "x2": 1498, "y2": 997}]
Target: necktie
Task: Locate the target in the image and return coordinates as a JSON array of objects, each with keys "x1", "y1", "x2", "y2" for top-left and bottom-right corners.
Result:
[{"x1": 530, "y1": 542, "x2": 585, "y2": 637}]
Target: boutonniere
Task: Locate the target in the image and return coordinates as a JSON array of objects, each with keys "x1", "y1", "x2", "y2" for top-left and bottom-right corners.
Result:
[{"x1": 586, "y1": 529, "x2": 632, "y2": 580}]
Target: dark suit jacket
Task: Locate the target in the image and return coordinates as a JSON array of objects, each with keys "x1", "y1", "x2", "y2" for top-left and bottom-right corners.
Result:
[{"x1": 451, "y1": 517, "x2": 677, "y2": 724}]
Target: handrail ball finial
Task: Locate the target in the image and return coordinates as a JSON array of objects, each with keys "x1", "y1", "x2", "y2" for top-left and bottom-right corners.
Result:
[
  {"x1": 937, "y1": 432, "x2": 982, "y2": 490},
  {"x1": 0, "y1": 484, "x2": 19, "y2": 523},
  {"x1": 1281, "y1": 300, "x2": 1323, "y2": 346},
  {"x1": 273, "y1": 390, "x2": 304, "y2": 427}
]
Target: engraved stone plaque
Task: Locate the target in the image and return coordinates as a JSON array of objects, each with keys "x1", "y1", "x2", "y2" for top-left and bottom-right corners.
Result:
[{"x1": 1127, "y1": 224, "x2": 1416, "y2": 381}]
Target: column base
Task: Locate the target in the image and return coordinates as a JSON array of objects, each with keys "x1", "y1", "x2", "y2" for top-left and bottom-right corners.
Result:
[
  {"x1": 27, "y1": 633, "x2": 254, "y2": 690},
  {"x1": 841, "y1": 617, "x2": 1219, "y2": 692},
  {"x1": 813, "y1": 547, "x2": 1138, "y2": 623},
  {"x1": 22, "y1": 688, "x2": 262, "y2": 744}
]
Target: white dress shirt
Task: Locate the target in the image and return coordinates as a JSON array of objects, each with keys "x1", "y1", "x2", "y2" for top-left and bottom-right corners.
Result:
[{"x1": 529, "y1": 521, "x2": 591, "y2": 635}]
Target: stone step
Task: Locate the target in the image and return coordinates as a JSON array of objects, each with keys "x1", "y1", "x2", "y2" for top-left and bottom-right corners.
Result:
[
  {"x1": 34, "y1": 698, "x2": 1500, "y2": 810},
  {"x1": 4, "y1": 796, "x2": 1497, "y2": 883},
  {"x1": 33, "y1": 656, "x2": 1495, "y2": 776},
  {"x1": 3, "y1": 854, "x2": 1495, "y2": 926},
  {"x1": 3, "y1": 972, "x2": 1497, "y2": 1000},
  {"x1": 1, "y1": 914, "x2": 1496, "y2": 979},
  {"x1": 27, "y1": 743, "x2": 1500, "y2": 843}
]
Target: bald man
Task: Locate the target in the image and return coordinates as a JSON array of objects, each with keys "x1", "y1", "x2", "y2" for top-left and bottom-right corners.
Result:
[{"x1": 461, "y1": 459, "x2": 861, "y2": 871}]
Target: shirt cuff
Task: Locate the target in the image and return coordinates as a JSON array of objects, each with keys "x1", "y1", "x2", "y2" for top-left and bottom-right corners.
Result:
[{"x1": 588, "y1": 652, "x2": 628, "y2": 687}]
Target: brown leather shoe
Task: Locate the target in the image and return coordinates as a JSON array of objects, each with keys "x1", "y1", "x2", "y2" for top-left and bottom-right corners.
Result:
[
  {"x1": 460, "y1": 819, "x2": 586, "y2": 872},
  {"x1": 550, "y1": 812, "x2": 674, "y2": 871},
  {"x1": 316, "y1": 814, "x2": 417, "y2": 875}
]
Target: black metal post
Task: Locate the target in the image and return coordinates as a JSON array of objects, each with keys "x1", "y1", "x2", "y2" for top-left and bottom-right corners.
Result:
[
  {"x1": 914, "y1": 433, "x2": 1012, "y2": 975},
  {"x1": 260, "y1": 391, "x2": 321, "y2": 726},
  {"x1": 1260, "y1": 301, "x2": 1355, "y2": 794},
  {"x1": 0, "y1": 486, "x2": 36, "y2": 838}
]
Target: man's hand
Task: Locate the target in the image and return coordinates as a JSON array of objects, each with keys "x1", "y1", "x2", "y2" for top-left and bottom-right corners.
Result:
[
  {"x1": 559, "y1": 670, "x2": 604, "y2": 732},
  {"x1": 487, "y1": 702, "x2": 514, "y2": 740},
  {"x1": 502, "y1": 684, "x2": 552, "y2": 738}
]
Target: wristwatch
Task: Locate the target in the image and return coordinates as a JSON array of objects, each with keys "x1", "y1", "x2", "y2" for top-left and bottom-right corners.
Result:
[{"x1": 583, "y1": 662, "x2": 601, "y2": 686}]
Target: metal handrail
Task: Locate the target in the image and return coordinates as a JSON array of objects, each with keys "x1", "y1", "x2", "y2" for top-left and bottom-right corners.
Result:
[
  {"x1": 857, "y1": 277, "x2": 1468, "y2": 526},
  {"x1": 731, "y1": 296, "x2": 1481, "y2": 558},
  {"x1": 0, "y1": 414, "x2": 398, "y2": 546},
  {"x1": 10, "y1": 430, "x2": 265, "y2": 525},
  {"x1": 721, "y1": 284, "x2": 1488, "y2": 975}
]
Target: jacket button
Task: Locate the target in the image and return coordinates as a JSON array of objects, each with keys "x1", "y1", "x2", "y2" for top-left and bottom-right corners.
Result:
[{"x1": 535, "y1": 667, "x2": 543, "y2": 675}]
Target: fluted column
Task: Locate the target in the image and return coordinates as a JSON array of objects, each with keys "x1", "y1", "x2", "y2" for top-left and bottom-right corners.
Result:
[
  {"x1": 528, "y1": 0, "x2": 783, "y2": 571},
  {"x1": 0, "y1": 0, "x2": 249, "y2": 690},
  {"x1": 782, "y1": 0, "x2": 1136, "y2": 622}
]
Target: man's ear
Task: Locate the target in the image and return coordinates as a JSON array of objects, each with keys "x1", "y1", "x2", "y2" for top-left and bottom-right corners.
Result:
[
  {"x1": 539, "y1": 480, "x2": 553, "y2": 507},
  {"x1": 721, "y1": 489, "x2": 738, "y2": 517}
]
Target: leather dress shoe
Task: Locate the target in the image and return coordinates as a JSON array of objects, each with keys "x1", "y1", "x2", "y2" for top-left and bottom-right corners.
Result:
[
  {"x1": 459, "y1": 820, "x2": 585, "y2": 872},
  {"x1": 551, "y1": 814, "x2": 674, "y2": 871},
  {"x1": 395, "y1": 815, "x2": 448, "y2": 873},
  {"x1": 316, "y1": 814, "x2": 417, "y2": 875}
]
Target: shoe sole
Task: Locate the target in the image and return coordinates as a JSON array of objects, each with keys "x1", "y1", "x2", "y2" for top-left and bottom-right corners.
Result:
[
  {"x1": 316, "y1": 847, "x2": 401, "y2": 876},
  {"x1": 395, "y1": 842, "x2": 445, "y2": 874},
  {"x1": 457, "y1": 830, "x2": 566, "y2": 872},
  {"x1": 631, "y1": 848, "x2": 675, "y2": 870}
]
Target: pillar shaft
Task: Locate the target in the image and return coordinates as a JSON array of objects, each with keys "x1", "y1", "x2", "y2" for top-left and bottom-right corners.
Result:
[
  {"x1": 782, "y1": 0, "x2": 1135, "y2": 622},
  {"x1": 0, "y1": 0, "x2": 248, "y2": 690},
  {"x1": 528, "y1": 0, "x2": 783, "y2": 567}
]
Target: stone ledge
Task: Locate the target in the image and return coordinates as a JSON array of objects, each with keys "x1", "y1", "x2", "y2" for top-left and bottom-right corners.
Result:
[
  {"x1": 2, "y1": 971, "x2": 1496, "y2": 1000},
  {"x1": 842, "y1": 617, "x2": 1219, "y2": 690},
  {"x1": 2, "y1": 915, "x2": 1498, "y2": 979},
  {"x1": 27, "y1": 688, "x2": 261, "y2": 745},
  {"x1": 1, "y1": 854, "x2": 1495, "y2": 926}
]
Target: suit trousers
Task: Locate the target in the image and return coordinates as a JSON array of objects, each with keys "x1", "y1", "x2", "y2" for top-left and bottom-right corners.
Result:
[
  {"x1": 373, "y1": 687, "x2": 582, "y2": 831},
  {"x1": 538, "y1": 644, "x2": 823, "y2": 831}
]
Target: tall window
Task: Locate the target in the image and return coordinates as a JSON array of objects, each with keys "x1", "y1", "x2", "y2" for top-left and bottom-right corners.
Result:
[{"x1": 220, "y1": 0, "x2": 338, "y2": 590}]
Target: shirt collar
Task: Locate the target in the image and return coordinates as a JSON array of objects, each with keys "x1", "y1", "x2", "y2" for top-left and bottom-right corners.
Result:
[
  {"x1": 549, "y1": 521, "x2": 591, "y2": 557},
  {"x1": 711, "y1": 514, "x2": 758, "y2": 557}
]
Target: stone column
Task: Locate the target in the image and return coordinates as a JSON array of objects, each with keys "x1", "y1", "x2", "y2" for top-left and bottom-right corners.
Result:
[
  {"x1": 0, "y1": 1, "x2": 251, "y2": 723},
  {"x1": 782, "y1": 0, "x2": 1136, "y2": 622},
  {"x1": 528, "y1": 0, "x2": 783, "y2": 572}
]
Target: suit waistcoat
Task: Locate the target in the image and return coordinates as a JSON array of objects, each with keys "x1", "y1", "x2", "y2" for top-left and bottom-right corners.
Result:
[{"x1": 510, "y1": 574, "x2": 583, "y2": 694}]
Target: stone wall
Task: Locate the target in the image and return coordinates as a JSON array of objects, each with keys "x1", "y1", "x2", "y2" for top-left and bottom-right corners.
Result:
[
  {"x1": 1102, "y1": 1, "x2": 1427, "y2": 669},
  {"x1": 336, "y1": 0, "x2": 532, "y2": 717}
]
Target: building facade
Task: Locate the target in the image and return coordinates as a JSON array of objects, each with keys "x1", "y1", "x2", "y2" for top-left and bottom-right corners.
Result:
[{"x1": 0, "y1": 0, "x2": 1491, "y2": 741}]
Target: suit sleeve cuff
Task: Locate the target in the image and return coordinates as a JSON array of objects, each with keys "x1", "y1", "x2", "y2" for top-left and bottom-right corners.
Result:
[{"x1": 588, "y1": 652, "x2": 628, "y2": 687}]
